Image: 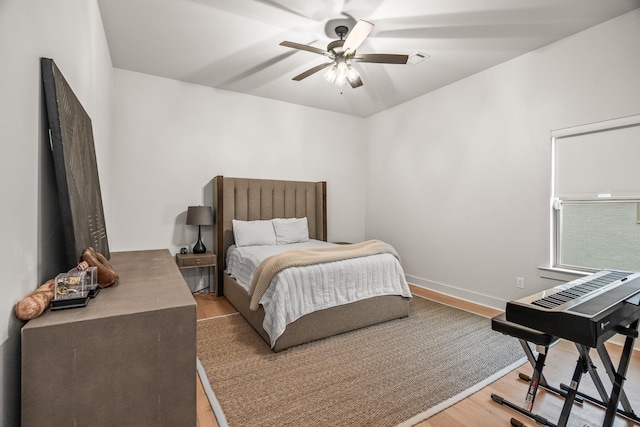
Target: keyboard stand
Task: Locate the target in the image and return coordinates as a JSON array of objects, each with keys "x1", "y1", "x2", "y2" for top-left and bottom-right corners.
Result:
[
  {"x1": 557, "y1": 319, "x2": 640, "y2": 427},
  {"x1": 491, "y1": 314, "x2": 571, "y2": 427}
]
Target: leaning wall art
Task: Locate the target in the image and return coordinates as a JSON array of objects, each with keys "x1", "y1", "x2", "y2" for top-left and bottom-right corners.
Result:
[{"x1": 41, "y1": 57, "x2": 110, "y2": 266}]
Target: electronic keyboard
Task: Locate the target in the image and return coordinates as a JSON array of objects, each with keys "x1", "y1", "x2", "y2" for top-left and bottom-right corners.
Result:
[{"x1": 506, "y1": 270, "x2": 640, "y2": 347}]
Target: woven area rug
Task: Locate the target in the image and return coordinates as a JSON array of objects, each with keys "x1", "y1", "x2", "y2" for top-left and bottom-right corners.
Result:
[{"x1": 197, "y1": 296, "x2": 525, "y2": 427}]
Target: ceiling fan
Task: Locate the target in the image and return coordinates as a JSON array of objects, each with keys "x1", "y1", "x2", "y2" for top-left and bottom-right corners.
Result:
[{"x1": 279, "y1": 20, "x2": 408, "y2": 89}]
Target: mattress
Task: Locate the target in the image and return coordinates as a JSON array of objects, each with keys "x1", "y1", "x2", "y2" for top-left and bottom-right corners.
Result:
[{"x1": 225, "y1": 240, "x2": 412, "y2": 347}]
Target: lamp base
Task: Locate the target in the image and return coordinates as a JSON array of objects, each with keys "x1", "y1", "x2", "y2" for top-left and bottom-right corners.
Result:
[
  {"x1": 193, "y1": 225, "x2": 206, "y2": 254},
  {"x1": 193, "y1": 239, "x2": 206, "y2": 254}
]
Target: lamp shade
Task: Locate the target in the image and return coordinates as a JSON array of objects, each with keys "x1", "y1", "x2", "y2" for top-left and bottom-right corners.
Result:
[{"x1": 186, "y1": 206, "x2": 213, "y2": 226}]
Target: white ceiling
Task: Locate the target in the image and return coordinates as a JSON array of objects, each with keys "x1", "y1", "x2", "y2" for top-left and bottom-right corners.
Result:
[{"x1": 97, "y1": 0, "x2": 639, "y2": 118}]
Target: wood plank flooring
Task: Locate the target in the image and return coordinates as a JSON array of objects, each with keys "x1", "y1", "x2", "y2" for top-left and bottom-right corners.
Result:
[{"x1": 194, "y1": 286, "x2": 640, "y2": 427}]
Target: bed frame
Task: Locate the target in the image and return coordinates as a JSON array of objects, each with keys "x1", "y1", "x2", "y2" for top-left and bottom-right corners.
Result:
[{"x1": 212, "y1": 176, "x2": 410, "y2": 351}]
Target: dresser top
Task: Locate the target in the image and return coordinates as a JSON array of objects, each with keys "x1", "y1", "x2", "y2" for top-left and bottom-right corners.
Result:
[{"x1": 23, "y1": 249, "x2": 195, "y2": 329}]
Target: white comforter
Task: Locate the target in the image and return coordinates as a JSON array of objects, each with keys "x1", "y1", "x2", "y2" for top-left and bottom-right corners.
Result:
[{"x1": 225, "y1": 240, "x2": 412, "y2": 347}]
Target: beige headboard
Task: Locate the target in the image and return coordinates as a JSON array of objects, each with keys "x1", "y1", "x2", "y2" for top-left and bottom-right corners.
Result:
[{"x1": 213, "y1": 176, "x2": 327, "y2": 295}]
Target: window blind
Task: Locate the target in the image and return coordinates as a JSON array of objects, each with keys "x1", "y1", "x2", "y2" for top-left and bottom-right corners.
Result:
[{"x1": 554, "y1": 119, "x2": 640, "y2": 198}]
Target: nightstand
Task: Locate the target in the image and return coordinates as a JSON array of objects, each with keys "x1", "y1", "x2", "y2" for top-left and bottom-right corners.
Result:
[{"x1": 175, "y1": 252, "x2": 216, "y2": 293}]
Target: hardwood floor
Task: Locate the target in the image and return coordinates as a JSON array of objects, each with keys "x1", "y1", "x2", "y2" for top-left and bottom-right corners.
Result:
[{"x1": 194, "y1": 286, "x2": 640, "y2": 427}]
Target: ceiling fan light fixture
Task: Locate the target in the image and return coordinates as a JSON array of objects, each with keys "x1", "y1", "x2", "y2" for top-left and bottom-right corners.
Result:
[
  {"x1": 334, "y1": 59, "x2": 350, "y2": 86},
  {"x1": 346, "y1": 65, "x2": 359, "y2": 82},
  {"x1": 337, "y1": 60, "x2": 348, "y2": 76},
  {"x1": 324, "y1": 60, "x2": 360, "y2": 88},
  {"x1": 324, "y1": 64, "x2": 338, "y2": 84}
]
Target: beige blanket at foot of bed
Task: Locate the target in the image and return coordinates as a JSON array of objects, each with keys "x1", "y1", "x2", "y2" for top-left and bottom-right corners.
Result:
[{"x1": 248, "y1": 240, "x2": 400, "y2": 310}]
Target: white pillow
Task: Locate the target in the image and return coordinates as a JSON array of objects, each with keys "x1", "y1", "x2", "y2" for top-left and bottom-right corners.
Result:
[
  {"x1": 232, "y1": 219, "x2": 277, "y2": 247},
  {"x1": 272, "y1": 217, "x2": 309, "y2": 244}
]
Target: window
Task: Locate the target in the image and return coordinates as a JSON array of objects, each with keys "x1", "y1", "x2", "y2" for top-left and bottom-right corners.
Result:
[
  {"x1": 551, "y1": 115, "x2": 640, "y2": 272},
  {"x1": 555, "y1": 199, "x2": 640, "y2": 271}
]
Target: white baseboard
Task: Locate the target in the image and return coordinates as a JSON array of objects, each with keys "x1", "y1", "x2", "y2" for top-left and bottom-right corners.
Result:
[{"x1": 406, "y1": 275, "x2": 506, "y2": 311}]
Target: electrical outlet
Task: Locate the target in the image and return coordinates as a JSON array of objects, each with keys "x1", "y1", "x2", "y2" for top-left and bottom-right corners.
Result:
[{"x1": 516, "y1": 277, "x2": 525, "y2": 289}]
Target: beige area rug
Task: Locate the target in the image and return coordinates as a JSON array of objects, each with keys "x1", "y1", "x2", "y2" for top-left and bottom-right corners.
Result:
[{"x1": 197, "y1": 296, "x2": 525, "y2": 427}]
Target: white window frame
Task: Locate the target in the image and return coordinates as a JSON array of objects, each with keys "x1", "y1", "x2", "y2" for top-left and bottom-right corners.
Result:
[{"x1": 550, "y1": 114, "x2": 640, "y2": 274}]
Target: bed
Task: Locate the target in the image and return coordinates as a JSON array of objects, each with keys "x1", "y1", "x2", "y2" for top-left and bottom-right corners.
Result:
[{"x1": 213, "y1": 176, "x2": 411, "y2": 352}]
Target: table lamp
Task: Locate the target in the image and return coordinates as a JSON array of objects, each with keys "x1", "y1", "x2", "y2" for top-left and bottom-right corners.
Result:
[{"x1": 186, "y1": 206, "x2": 213, "y2": 254}]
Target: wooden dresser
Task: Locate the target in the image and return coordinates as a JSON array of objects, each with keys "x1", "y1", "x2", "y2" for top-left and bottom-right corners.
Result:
[{"x1": 21, "y1": 249, "x2": 197, "y2": 427}]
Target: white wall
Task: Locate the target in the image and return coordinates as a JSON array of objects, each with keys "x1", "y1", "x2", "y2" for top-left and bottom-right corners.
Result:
[
  {"x1": 109, "y1": 69, "x2": 367, "y2": 255},
  {"x1": 365, "y1": 9, "x2": 640, "y2": 309},
  {"x1": 0, "y1": 1, "x2": 113, "y2": 425},
  {"x1": 2, "y1": 2, "x2": 639, "y2": 424}
]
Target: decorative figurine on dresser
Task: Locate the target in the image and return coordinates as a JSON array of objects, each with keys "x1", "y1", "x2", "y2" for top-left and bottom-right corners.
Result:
[{"x1": 14, "y1": 246, "x2": 118, "y2": 319}]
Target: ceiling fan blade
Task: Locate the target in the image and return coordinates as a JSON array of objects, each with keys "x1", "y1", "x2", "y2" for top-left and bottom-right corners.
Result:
[
  {"x1": 353, "y1": 53, "x2": 408, "y2": 64},
  {"x1": 348, "y1": 75, "x2": 363, "y2": 88},
  {"x1": 292, "y1": 62, "x2": 334, "y2": 81},
  {"x1": 342, "y1": 19, "x2": 374, "y2": 54},
  {"x1": 280, "y1": 41, "x2": 332, "y2": 58}
]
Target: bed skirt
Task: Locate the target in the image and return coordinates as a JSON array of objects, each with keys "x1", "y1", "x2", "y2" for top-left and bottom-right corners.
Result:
[{"x1": 223, "y1": 273, "x2": 411, "y2": 352}]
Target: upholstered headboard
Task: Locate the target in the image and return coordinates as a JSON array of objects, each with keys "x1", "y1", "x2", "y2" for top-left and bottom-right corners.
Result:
[{"x1": 212, "y1": 176, "x2": 327, "y2": 295}]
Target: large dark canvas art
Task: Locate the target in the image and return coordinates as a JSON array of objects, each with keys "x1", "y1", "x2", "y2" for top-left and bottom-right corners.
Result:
[{"x1": 41, "y1": 58, "x2": 110, "y2": 266}]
